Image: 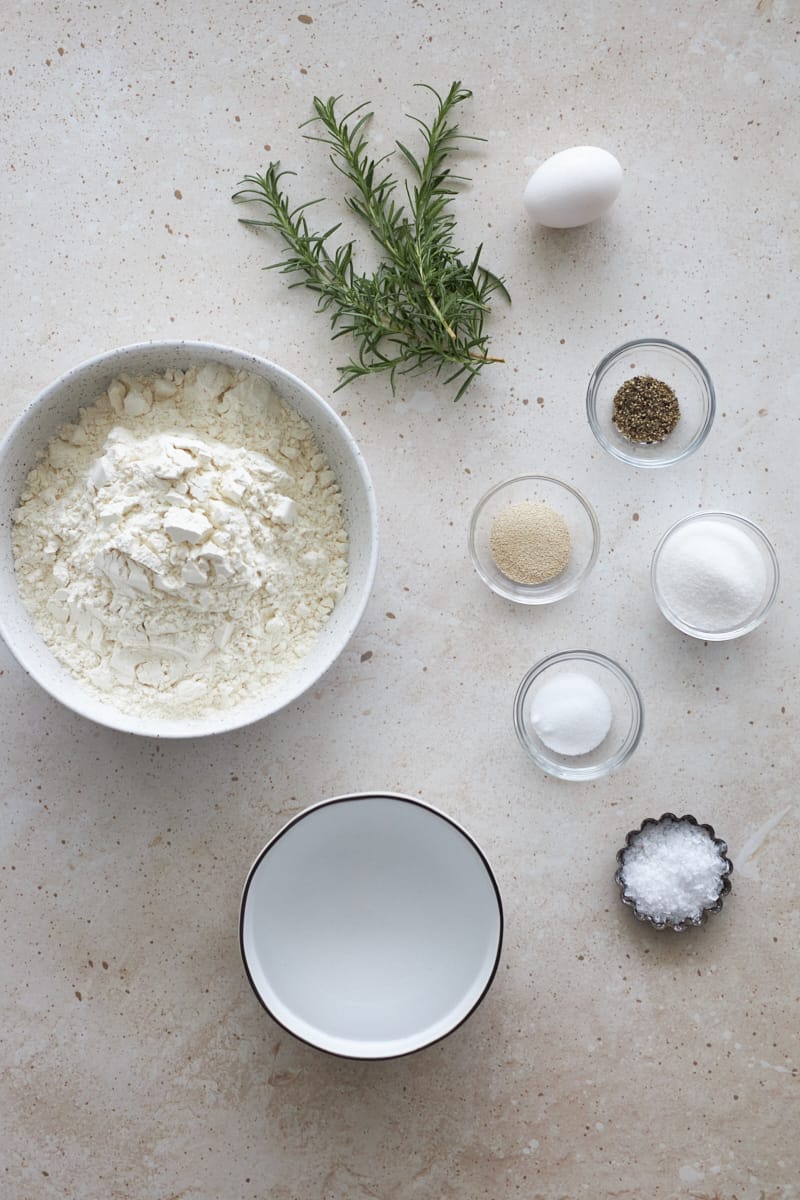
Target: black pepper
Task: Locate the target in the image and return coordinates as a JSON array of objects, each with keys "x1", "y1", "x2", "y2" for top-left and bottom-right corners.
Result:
[{"x1": 612, "y1": 375, "x2": 680, "y2": 443}]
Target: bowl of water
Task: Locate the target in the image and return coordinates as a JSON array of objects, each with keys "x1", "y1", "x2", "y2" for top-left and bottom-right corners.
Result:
[{"x1": 240, "y1": 792, "x2": 504, "y2": 1059}]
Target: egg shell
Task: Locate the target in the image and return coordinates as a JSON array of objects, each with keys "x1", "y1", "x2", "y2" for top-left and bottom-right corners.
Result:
[{"x1": 523, "y1": 146, "x2": 623, "y2": 229}]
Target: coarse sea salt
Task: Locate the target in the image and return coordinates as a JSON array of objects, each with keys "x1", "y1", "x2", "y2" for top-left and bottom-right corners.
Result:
[{"x1": 619, "y1": 817, "x2": 727, "y2": 925}]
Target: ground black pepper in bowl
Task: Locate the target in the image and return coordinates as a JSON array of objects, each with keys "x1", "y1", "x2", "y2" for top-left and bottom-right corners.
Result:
[
  {"x1": 612, "y1": 375, "x2": 680, "y2": 443},
  {"x1": 586, "y1": 338, "x2": 714, "y2": 468}
]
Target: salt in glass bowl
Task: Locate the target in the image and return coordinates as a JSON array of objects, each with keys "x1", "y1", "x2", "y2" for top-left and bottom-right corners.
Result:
[
  {"x1": 614, "y1": 812, "x2": 733, "y2": 932},
  {"x1": 513, "y1": 650, "x2": 643, "y2": 781},
  {"x1": 469, "y1": 475, "x2": 599, "y2": 605},
  {"x1": 586, "y1": 338, "x2": 715, "y2": 468},
  {"x1": 650, "y1": 511, "x2": 779, "y2": 641}
]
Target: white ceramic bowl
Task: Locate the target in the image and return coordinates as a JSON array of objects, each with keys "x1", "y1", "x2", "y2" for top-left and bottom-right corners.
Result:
[
  {"x1": 0, "y1": 342, "x2": 378, "y2": 737},
  {"x1": 240, "y1": 793, "x2": 503, "y2": 1059}
]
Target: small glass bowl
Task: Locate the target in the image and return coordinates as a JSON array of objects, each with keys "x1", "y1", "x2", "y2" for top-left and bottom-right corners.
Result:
[
  {"x1": 469, "y1": 475, "x2": 599, "y2": 605},
  {"x1": 615, "y1": 813, "x2": 733, "y2": 932},
  {"x1": 651, "y1": 511, "x2": 780, "y2": 641},
  {"x1": 586, "y1": 338, "x2": 715, "y2": 468},
  {"x1": 513, "y1": 650, "x2": 643, "y2": 781}
]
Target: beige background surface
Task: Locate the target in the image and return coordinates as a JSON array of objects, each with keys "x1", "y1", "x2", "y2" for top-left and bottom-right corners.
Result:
[{"x1": 1, "y1": 1, "x2": 798, "y2": 1198}]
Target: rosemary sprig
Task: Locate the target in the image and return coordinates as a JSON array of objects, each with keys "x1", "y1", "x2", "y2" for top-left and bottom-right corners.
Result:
[{"x1": 233, "y1": 82, "x2": 509, "y2": 400}]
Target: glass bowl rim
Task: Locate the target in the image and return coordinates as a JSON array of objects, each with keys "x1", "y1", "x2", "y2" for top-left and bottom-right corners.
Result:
[
  {"x1": 469, "y1": 474, "x2": 600, "y2": 604},
  {"x1": 513, "y1": 648, "x2": 644, "y2": 780},
  {"x1": 586, "y1": 336, "x2": 716, "y2": 468},
  {"x1": 650, "y1": 509, "x2": 780, "y2": 640}
]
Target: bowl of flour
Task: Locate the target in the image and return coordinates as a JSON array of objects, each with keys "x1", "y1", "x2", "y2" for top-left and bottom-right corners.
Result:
[{"x1": 0, "y1": 342, "x2": 378, "y2": 736}]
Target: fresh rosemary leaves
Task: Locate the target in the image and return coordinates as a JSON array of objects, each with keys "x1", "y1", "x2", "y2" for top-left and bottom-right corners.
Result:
[{"x1": 233, "y1": 82, "x2": 508, "y2": 400}]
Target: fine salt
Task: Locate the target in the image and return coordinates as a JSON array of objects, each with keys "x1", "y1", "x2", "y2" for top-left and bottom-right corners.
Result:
[
  {"x1": 620, "y1": 818, "x2": 727, "y2": 924},
  {"x1": 656, "y1": 518, "x2": 767, "y2": 632},
  {"x1": 529, "y1": 671, "x2": 612, "y2": 756}
]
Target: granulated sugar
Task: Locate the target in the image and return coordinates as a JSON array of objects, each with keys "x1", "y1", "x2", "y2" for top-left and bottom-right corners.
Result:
[{"x1": 656, "y1": 518, "x2": 767, "y2": 632}]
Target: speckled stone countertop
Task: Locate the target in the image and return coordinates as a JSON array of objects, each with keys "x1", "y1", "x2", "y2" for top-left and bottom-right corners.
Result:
[{"x1": 1, "y1": 2, "x2": 798, "y2": 1198}]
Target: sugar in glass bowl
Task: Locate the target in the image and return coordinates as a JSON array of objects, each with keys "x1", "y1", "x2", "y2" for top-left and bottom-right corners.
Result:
[
  {"x1": 513, "y1": 650, "x2": 643, "y2": 781},
  {"x1": 586, "y1": 338, "x2": 715, "y2": 468},
  {"x1": 651, "y1": 511, "x2": 779, "y2": 641},
  {"x1": 469, "y1": 475, "x2": 599, "y2": 605},
  {"x1": 0, "y1": 341, "x2": 378, "y2": 738}
]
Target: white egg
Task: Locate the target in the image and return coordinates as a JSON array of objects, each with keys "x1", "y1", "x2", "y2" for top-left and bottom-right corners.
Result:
[{"x1": 523, "y1": 146, "x2": 623, "y2": 229}]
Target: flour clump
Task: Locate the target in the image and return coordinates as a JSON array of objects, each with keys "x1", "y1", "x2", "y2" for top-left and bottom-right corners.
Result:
[{"x1": 12, "y1": 364, "x2": 349, "y2": 717}]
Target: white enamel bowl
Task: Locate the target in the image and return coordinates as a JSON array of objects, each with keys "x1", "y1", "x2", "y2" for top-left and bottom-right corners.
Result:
[
  {"x1": 240, "y1": 793, "x2": 504, "y2": 1059},
  {"x1": 0, "y1": 341, "x2": 378, "y2": 737}
]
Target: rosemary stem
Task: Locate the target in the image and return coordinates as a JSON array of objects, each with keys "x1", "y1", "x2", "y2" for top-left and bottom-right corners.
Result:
[{"x1": 234, "y1": 83, "x2": 508, "y2": 398}]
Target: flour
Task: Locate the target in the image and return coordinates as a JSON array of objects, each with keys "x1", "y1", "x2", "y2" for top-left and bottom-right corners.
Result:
[{"x1": 12, "y1": 363, "x2": 349, "y2": 717}]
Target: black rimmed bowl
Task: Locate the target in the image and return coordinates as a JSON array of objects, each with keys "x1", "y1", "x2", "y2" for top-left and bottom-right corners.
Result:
[{"x1": 240, "y1": 792, "x2": 503, "y2": 1059}]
